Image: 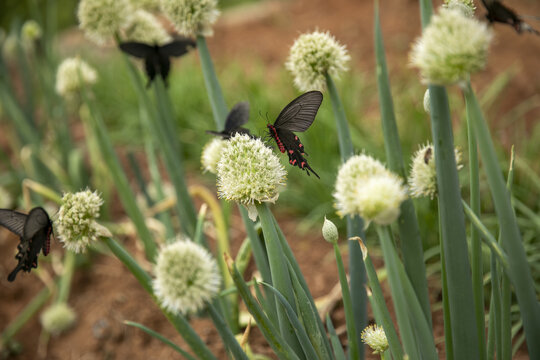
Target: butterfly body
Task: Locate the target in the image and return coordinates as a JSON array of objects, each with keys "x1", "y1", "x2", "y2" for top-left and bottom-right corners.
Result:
[
  {"x1": 481, "y1": 0, "x2": 539, "y2": 34},
  {"x1": 0, "y1": 207, "x2": 53, "y2": 282},
  {"x1": 120, "y1": 38, "x2": 196, "y2": 87},
  {"x1": 207, "y1": 101, "x2": 252, "y2": 139},
  {"x1": 267, "y1": 91, "x2": 322, "y2": 178}
]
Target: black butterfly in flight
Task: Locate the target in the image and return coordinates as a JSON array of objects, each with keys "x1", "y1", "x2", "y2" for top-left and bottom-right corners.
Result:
[
  {"x1": 0, "y1": 207, "x2": 53, "y2": 282},
  {"x1": 119, "y1": 38, "x2": 197, "y2": 87},
  {"x1": 206, "y1": 102, "x2": 252, "y2": 139},
  {"x1": 480, "y1": 0, "x2": 539, "y2": 35},
  {"x1": 267, "y1": 91, "x2": 323, "y2": 179}
]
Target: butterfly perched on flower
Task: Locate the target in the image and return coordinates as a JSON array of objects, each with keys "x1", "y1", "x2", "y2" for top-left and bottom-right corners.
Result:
[
  {"x1": 267, "y1": 91, "x2": 323, "y2": 178},
  {"x1": 0, "y1": 207, "x2": 53, "y2": 282},
  {"x1": 480, "y1": 0, "x2": 539, "y2": 35},
  {"x1": 119, "y1": 38, "x2": 196, "y2": 87},
  {"x1": 206, "y1": 102, "x2": 252, "y2": 139}
]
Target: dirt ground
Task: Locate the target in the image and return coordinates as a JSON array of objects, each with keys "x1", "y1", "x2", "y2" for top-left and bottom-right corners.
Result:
[{"x1": 1, "y1": 0, "x2": 539, "y2": 358}]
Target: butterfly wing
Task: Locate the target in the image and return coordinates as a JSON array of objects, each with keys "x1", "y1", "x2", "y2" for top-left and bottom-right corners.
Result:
[
  {"x1": 0, "y1": 209, "x2": 27, "y2": 237},
  {"x1": 119, "y1": 42, "x2": 155, "y2": 59},
  {"x1": 273, "y1": 91, "x2": 323, "y2": 132},
  {"x1": 225, "y1": 102, "x2": 250, "y2": 132},
  {"x1": 23, "y1": 207, "x2": 50, "y2": 240},
  {"x1": 160, "y1": 38, "x2": 196, "y2": 57}
]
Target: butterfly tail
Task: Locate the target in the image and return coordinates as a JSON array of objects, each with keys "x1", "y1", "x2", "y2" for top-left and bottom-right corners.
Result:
[{"x1": 8, "y1": 264, "x2": 23, "y2": 282}]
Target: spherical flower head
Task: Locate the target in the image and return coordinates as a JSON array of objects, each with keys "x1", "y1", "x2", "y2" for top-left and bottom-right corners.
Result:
[
  {"x1": 217, "y1": 133, "x2": 286, "y2": 207},
  {"x1": 21, "y1": 20, "x2": 42, "y2": 44},
  {"x1": 153, "y1": 239, "x2": 221, "y2": 314},
  {"x1": 322, "y1": 216, "x2": 339, "y2": 243},
  {"x1": 443, "y1": 0, "x2": 476, "y2": 17},
  {"x1": 408, "y1": 143, "x2": 463, "y2": 199},
  {"x1": 333, "y1": 154, "x2": 407, "y2": 226},
  {"x1": 409, "y1": 8, "x2": 492, "y2": 86},
  {"x1": 56, "y1": 189, "x2": 104, "y2": 253},
  {"x1": 55, "y1": 57, "x2": 98, "y2": 99},
  {"x1": 160, "y1": 0, "x2": 220, "y2": 37},
  {"x1": 124, "y1": 10, "x2": 171, "y2": 45},
  {"x1": 286, "y1": 31, "x2": 350, "y2": 92},
  {"x1": 40, "y1": 303, "x2": 77, "y2": 335},
  {"x1": 361, "y1": 324, "x2": 388, "y2": 354},
  {"x1": 201, "y1": 138, "x2": 227, "y2": 174},
  {"x1": 130, "y1": 0, "x2": 161, "y2": 10},
  {"x1": 78, "y1": 0, "x2": 133, "y2": 44}
]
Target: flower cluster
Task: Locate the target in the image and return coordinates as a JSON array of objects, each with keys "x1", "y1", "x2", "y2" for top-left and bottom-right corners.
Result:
[
  {"x1": 408, "y1": 143, "x2": 463, "y2": 199},
  {"x1": 201, "y1": 138, "x2": 227, "y2": 174},
  {"x1": 40, "y1": 303, "x2": 77, "y2": 335},
  {"x1": 217, "y1": 134, "x2": 286, "y2": 213},
  {"x1": 124, "y1": 9, "x2": 171, "y2": 45},
  {"x1": 409, "y1": 7, "x2": 492, "y2": 85},
  {"x1": 361, "y1": 324, "x2": 389, "y2": 354},
  {"x1": 443, "y1": 0, "x2": 476, "y2": 17},
  {"x1": 56, "y1": 189, "x2": 104, "y2": 253},
  {"x1": 55, "y1": 57, "x2": 98, "y2": 99},
  {"x1": 333, "y1": 154, "x2": 407, "y2": 226},
  {"x1": 161, "y1": 0, "x2": 220, "y2": 37},
  {"x1": 153, "y1": 239, "x2": 221, "y2": 314},
  {"x1": 286, "y1": 31, "x2": 350, "y2": 92},
  {"x1": 77, "y1": 0, "x2": 133, "y2": 44}
]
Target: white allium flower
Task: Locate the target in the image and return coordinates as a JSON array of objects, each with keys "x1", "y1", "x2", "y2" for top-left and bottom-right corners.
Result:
[
  {"x1": 361, "y1": 324, "x2": 389, "y2": 354},
  {"x1": 153, "y1": 239, "x2": 221, "y2": 314},
  {"x1": 408, "y1": 143, "x2": 463, "y2": 199},
  {"x1": 286, "y1": 31, "x2": 350, "y2": 92},
  {"x1": 443, "y1": 0, "x2": 476, "y2": 17},
  {"x1": 130, "y1": 0, "x2": 160, "y2": 10},
  {"x1": 0, "y1": 187, "x2": 13, "y2": 209},
  {"x1": 77, "y1": 0, "x2": 133, "y2": 44},
  {"x1": 201, "y1": 138, "x2": 226, "y2": 174},
  {"x1": 124, "y1": 9, "x2": 171, "y2": 45},
  {"x1": 423, "y1": 89, "x2": 431, "y2": 113},
  {"x1": 40, "y1": 303, "x2": 77, "y2": 335},
  {"x1": 333, "y1": 154, "x2": 407, "y2": 226},
  {"x1": 160, "y1": 0, "x2": 220, "y2": 37},
  {"x1": 322, "y1": 216, "x2": 339, "y2": 243},
  {"x1": 55, "y1": 57, "x2": 98, "y2": 99},
  {"x1": 217, "y1": 134, "x2": 286, "y2": 216},
  {"x1": 56, "y1": 189, "x2": 104, "y2": 253},
  {"x1": 409, "y1": 8, "x2": 492, "y2": 86}
]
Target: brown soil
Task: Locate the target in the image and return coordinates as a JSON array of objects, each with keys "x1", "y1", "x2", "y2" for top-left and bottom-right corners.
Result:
[{"x1": 2, "y1": 0, "x2": 539, "y2": 359}]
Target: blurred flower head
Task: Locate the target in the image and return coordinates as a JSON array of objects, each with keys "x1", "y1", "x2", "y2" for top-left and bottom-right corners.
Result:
[
  {"x1": 21, "y1": 20, "x2": 42, "y2": 47},
  {"x1": 40, "y1": 303, "x2": 77, "y2": 335},
  {"x1": 160, "y1": 0, "x2": 220, "y2": 37},
  {"x1": 408, "y1": 143, "x2": 463, "y2": 199},
  {"x1": 153, "y1": 239, "x2": 221, "y2": 314},
  {"x1": 443, "y1": 0, "x2": 476, "y2": 17},
  {"x1": 217, "y1": 134, "x2": 286, "y2": 219},
  {"x1": 361, "y1": 324, "x2": 388, "y2": 354},
  {"x1": 333, "y1": 154, "x2": 407, "y2": 227},
  {"x1": 0, "y1": 187, "x2": 13, "y2": 209},
  {"x1": 130, "y1": 0, "x2": 161, "y2": 11},
  {"x1": 78, "y1": 0, "x2": 133, "y2": 44},
  {"x1": 322, "y1": 216, "x2": 339, "y2": 243},
  {"x1": 55, "y1": 57, "x2": 98, "y2": 99},
  {"x1": 201, "y1": 138, "x2": 227, "y2": 174},
  {"x1": 124, "y1": 9, "x2": 171, "y2": 45},
  {"x1": 56, "y1": 189, "x2": 105, "y2": 253},
  {"x1": 410, "y1": 8, "x2": 492, "y2": 86},
  {"x1": 286, "y1": 30, "x2": 350, "y2": 92}
]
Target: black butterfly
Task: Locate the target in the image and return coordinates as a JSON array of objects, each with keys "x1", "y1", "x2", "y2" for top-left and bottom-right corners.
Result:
[
  {"x1": 119, "y1": 38, "x2": 197, "y2": 87},
  {"x1": 206, "y1": 102, "x2": 252, "y2": 139},
  {"x1": 0, "y1": 207, "x2": 53, "y2": 282},
  {"x1": 480, "y1": 0, "x2": 539, "y2": 35},
  {"x1": 267, "y1": 91, "x2": 323, "y2": 178}
]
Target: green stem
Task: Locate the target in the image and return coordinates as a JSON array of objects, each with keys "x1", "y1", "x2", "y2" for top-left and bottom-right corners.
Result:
[
  {"x1": 463, "y1": 83, "x2": 540, "y2": 358},
  {"x1": 56, "y1": 251, "x2": 76, "y2": 304},
  {"x1": 196, "y1": 35, "x2": 228, "y2": 129},
  {"x1": 429, "y1": 84, "x2": 480, "y2": 358}
]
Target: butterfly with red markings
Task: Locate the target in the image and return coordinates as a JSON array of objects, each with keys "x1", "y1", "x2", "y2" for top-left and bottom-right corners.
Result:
[
  {"x1": 206, "y1": 101, "x2": 252, "y2": 139},
  {"x1": 119, "y1": 38, "x2": 196, "y2": 87},
  {"x1": 0, "y1": 207, "x2": 53, "y2": 282},
  {"x1": 480, "y1": 0, "x2": 539, "y2": 35},
  {"x1": 267, "y1": 91, "x2": 323, "y2": 178}
]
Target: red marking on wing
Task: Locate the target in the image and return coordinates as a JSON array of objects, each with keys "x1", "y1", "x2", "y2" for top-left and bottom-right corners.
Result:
[
  {"x1": 268, "y1": 125, "x2": 286, "y2": 153},
  {"x1": 300, "y1": 162, "x2": 306, "y2": 168}
]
